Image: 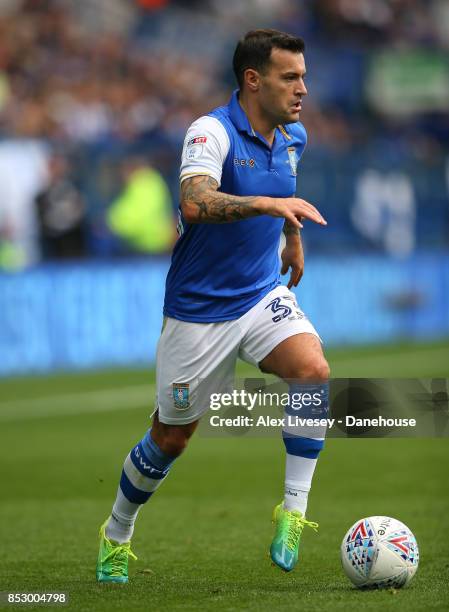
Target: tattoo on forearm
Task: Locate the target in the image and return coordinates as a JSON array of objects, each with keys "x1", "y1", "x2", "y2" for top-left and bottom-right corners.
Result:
[{"x1": 181, "y1": 175, "x2": 259, "y2": 223}]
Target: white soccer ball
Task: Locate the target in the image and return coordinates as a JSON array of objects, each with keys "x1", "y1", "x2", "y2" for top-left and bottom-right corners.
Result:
[{"x1": 341, "y1": 516, "x2": 419, "y2": 589}]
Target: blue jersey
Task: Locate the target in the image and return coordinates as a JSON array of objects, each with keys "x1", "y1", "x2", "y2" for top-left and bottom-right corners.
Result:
[{"x1": 163, "y1": 90, "x2": 307, "y2": 322}]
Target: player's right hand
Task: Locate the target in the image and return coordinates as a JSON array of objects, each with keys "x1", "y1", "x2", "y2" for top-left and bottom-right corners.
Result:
[{"x1": 259, "y1": 197, "x2": 327, "y2": 229}]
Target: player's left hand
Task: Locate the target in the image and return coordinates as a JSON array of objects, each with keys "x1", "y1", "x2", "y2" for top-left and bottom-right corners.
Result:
[{"x1": 281, "y1": 240, "x2": 304, "y2": 288}]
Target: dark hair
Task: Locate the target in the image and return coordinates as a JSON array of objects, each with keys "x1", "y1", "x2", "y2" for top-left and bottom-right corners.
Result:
[{"x1": 232, "y1": 29, "x2": 305, "y2": 88}]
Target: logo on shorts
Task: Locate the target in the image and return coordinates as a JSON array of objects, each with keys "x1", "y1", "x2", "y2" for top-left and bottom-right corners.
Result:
[
  {"x1": 173, "y1": 383, "x2": 190, "y2": 410},
  {"x1": 265, "y1": 297, "x2": 293, "y2": 322}
]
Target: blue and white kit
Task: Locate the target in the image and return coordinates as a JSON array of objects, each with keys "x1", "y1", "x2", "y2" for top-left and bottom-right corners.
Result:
[{"x1": 157, "y1": 91, "x2": 319, "y2": 424}]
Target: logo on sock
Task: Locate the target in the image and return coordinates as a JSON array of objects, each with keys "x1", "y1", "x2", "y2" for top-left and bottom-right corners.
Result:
[{"x1": 134, "y1": 446, "x2": 161, "y2": 476}]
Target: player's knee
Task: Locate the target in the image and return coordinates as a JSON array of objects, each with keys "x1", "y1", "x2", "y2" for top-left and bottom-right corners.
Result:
[
  {"x1": 313, "y1": 359, "x2": 330, "y2": 381},
  {"x1": 296, "y1": 358, "x2": 330, "y2": 381}
]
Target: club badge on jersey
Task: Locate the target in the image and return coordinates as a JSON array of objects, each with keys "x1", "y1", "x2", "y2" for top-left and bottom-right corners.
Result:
[
  {"x1": 287, "y1": 147, "x2": 298, "y2": 176},
  {"x1": 173, "y1": 383, "x2": 190, "y2": 410}
]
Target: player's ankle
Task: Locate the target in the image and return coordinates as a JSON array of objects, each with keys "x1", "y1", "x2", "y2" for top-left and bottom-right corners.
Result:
[{"x1": 105, "y1": 514, "x2": 134, "y2": 544}]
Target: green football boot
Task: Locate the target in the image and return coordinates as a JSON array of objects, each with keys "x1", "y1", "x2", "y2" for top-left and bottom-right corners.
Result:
[
  {"x1": 270, "y1": 503, "x2": 318, "y2": 572},
  {"x1": 96, "y1": 518, "x2": 137, "y2": 583}
]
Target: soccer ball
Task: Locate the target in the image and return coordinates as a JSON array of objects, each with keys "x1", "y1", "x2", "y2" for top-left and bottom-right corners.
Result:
[{"x1": 341, "y1": 516, "x2": 419, "y2": 589}]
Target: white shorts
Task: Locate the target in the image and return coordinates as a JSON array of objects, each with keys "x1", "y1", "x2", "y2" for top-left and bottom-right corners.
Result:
[{"x1": 155, "y1": 285, "x2": 320, "y2": 424}]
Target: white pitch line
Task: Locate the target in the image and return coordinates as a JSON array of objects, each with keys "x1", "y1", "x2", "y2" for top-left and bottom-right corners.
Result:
[
  {"x1": 330, "y1": 345, "x2": 449, "y2": 364},
  {"x1": 329, "y1": 346, "x2": 449, "y2": 377},
  {"x1": 0, "y1": 346, "x2": 447, "y2": 422},
  {"x1": 0, "y1": 384, "x2": 155, "y2": 422}
]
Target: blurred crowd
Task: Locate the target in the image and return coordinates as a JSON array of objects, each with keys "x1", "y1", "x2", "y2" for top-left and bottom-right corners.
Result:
[{"x1": 0, "y1": 0, "x2": 448, "y2": 267}]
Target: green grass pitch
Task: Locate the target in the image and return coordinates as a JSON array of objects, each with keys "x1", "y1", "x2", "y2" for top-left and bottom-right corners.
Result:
[{"x1": 0, "y1": 340, "x2": 448, "y2": 611}]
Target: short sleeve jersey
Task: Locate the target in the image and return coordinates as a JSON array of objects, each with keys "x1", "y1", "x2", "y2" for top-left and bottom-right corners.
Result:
[{"x1": 163, "y1": 90, "x2": 307, "y2": 322}]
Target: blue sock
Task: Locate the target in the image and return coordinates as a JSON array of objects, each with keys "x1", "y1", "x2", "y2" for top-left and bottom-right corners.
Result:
[
  {"x1": 282, "y1": 382, "x2": 329, "y2": 514},
  {"x1": 106, "y1": 430, "x2": 175, "y2": 543},
  {"x1": 120, "y1": 430, "x2": 175, "y2": 504}
]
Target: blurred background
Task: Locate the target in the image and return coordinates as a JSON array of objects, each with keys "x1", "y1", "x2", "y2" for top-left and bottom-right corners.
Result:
[{"x1": 0, "y1": 0, "x2": 448, "y2": 376}]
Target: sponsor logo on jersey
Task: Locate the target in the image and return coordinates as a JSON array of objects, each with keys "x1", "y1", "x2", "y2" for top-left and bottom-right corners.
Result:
[
  {"x1": 173, "y1": 382, "x2": 190, "y2": 410},
  {"x1": 234, "y1": 157, "x2": 255, "y2": 167}
]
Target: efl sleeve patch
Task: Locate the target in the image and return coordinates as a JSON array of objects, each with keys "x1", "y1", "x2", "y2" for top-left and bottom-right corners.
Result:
[
  {"x1": 180, "y1": 117, "x2": 230, "y2": 186},
  {"x1": 186, "y1": 136, "x2": 208, "y2": 159},
  {"x1": 187, "y1": 136, "x2": 207, "y2": 146}
]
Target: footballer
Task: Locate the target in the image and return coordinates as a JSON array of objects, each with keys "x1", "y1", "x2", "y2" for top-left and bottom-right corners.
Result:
[{"x1": 97, "y1": 29, "x2": 329, "y2": 582}]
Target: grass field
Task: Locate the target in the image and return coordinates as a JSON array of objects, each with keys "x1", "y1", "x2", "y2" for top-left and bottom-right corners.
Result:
[{"x1": 0, "y1": 340, "x2": 448, "y2": 611}]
